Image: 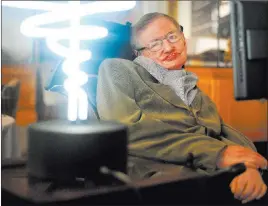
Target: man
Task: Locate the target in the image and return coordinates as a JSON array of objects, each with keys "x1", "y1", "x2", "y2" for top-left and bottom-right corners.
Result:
[{"x1": 96, "y1": 13, "x2": 267, "y2": 203}]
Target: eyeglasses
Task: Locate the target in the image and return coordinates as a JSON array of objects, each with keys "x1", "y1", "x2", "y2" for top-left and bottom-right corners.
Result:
[{"x1": 136, "y1": 25, "x2": 184, "y2": 53}]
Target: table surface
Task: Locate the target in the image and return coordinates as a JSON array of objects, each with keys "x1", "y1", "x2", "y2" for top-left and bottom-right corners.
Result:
[{"x1": 1, "y1": 160, "x2": 247, "y2": 205}]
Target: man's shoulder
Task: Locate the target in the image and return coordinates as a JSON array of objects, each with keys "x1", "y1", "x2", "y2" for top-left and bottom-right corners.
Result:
[
  {"x1": 98, "y1": 58, "x2": 154, "y2": 85},
  {"x1": 98, "y1": 58, "x2": 142, "y2": 90},
  {"x1": 100, "y1": 58, "x2": 136, "y2": 71}
]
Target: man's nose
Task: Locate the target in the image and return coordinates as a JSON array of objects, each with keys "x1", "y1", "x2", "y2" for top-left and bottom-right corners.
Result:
[{"x1": 162, "y1": 39, "x2": 173, "y2": 52}]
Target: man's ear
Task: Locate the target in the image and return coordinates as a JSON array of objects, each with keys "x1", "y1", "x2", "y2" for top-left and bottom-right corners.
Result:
[
  {"x1": 183, "y1": 34, "x2": 188, "y2": 48},
  {"x1": 182, "y1": 33, "x2": 186, "y2": 46}
]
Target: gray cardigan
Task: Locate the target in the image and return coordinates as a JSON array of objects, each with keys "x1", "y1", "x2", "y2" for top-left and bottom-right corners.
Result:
[{"x1": 96, "y1": 58, "x2": 256, "y2": 176}]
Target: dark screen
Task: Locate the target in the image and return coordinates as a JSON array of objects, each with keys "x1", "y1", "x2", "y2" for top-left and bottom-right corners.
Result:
[{"x1": 230, "y1": 0, "x2": 268, "y2": 100}]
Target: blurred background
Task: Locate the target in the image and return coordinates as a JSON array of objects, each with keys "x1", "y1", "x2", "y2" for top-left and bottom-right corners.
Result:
[{"x1": 1, "y1": 1, "x2": 267, "y2": 158}]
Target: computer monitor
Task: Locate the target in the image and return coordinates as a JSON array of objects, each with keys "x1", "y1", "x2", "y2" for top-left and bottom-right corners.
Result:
[{"x1": 230, "y1": 0, "x2": 268, "y2": 100}]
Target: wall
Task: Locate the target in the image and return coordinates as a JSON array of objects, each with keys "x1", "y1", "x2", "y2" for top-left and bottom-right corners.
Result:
[
  {"x1": 178, "y1": 1, "x2": 192, "y2": 39},
  {"x1": 1, "y1": 7, "x2": 34, "y2": 64}
]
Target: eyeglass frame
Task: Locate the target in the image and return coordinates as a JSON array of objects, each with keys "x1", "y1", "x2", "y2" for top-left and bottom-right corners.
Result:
[{"x1": 135, "y1": 25, "x2": 184, "y2": 53}]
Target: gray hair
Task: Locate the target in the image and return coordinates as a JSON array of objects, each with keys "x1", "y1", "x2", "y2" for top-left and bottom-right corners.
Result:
[{"x1": 131, "y1": 12, "x2": 181, "y2": 53}]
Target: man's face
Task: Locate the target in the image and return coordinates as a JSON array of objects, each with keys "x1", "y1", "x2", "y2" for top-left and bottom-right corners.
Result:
[{"x1": 138, "y1": 17, "x2": 187, "y2": 70}]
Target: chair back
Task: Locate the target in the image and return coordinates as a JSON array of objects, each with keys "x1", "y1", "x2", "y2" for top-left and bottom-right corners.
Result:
[
  {"x1": 1, "y1": 78, "x2": 21, "y2": 118},
  {"x1": 45, "y1": 21, "x2": 134, "y2": 119}
]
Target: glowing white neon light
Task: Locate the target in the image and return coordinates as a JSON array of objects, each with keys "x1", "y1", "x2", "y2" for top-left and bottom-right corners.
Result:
[{"x1": 2, "y1": 1, "x2": 136, "y2": 121}]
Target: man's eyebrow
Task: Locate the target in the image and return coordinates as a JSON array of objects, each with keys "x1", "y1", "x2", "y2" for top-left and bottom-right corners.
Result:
[
  {"x1": 149, "y1": 30, "x2": 177, "y2": 43},
  {"x1": 149, "y1": 36, "x2": 162, "y2": 43}
]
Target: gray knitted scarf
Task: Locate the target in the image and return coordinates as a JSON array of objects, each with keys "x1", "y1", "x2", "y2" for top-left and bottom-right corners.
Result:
[{"x1": 134, "y1": 56, "x2": 198, "y2": 106}]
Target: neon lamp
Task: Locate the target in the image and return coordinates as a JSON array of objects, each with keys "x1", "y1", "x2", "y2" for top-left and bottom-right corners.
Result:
[{"x1": 2, "y1": 1, "x2": 136, "y2": 121}]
